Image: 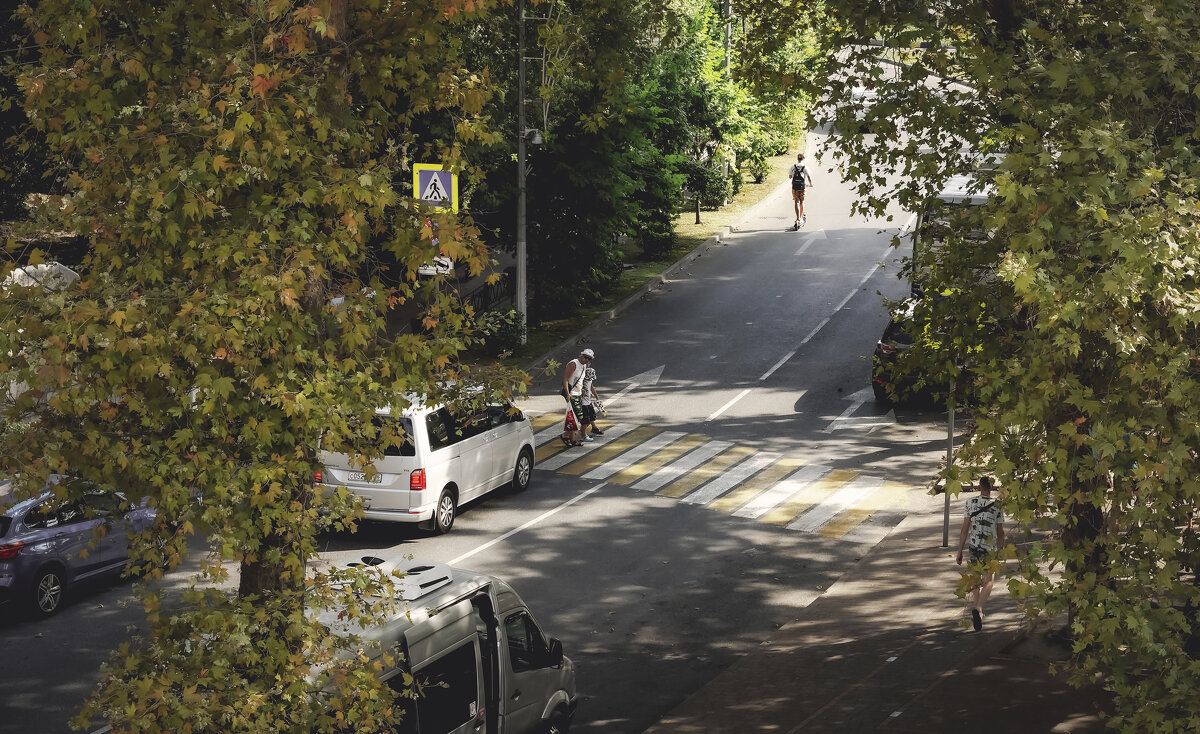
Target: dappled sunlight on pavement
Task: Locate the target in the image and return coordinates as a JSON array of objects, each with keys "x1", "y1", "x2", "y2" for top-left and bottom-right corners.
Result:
[{"x1": 643, "y1": 494, "x2": 1109, "y2": 733}]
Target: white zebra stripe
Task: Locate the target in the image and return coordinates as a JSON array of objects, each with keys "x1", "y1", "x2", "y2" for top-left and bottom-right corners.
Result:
[
  {"x1": 632, "y1": 440, "x2": 734, "y2": 492},
  {"x1": 535, "y1": 423, "x2": 637, "y2": 471},
  {"x1": 787, "y1": 475, "x2": 885, "y2": 532},
  {"x1": 732, "y1": 464, "x2": 831, "y2": 519},
  {"x1": 582, "y1": 431, "x2": 687, "y2": 481},
  {"x1": 680, "y1": 452, "x2": 782, "y2": 506}
]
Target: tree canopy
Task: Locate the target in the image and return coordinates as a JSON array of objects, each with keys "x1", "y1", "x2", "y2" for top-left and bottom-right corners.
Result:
[
  {"x1": 0, "y1": 0, "x2": 815, "y2": 730},
  {"x1": 3, "y1": 0, "x2": 522, "y2": 730},
  {"x1": 750, "y1": 0, "x2": 1200, "y2": 730}
]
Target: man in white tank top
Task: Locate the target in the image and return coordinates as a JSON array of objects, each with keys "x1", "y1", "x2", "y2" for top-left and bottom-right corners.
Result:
[{"x1": 560, "y1": 348, "x2": 594, "y2": 446}]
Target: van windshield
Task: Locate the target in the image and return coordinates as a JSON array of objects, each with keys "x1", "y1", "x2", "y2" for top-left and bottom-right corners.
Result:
[{"x1": 374, "y1": 416, "x2": 416, "y2": 457}]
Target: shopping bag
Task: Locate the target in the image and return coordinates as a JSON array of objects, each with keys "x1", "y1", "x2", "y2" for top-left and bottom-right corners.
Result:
[{"x1": 563, "y1": 407, "x2": 579, "y2": 433}]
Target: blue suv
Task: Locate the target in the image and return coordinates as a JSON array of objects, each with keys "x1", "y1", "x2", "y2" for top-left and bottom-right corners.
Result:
[{"x1": 0, "y1": 480, "x2": 156, "y2": 618}]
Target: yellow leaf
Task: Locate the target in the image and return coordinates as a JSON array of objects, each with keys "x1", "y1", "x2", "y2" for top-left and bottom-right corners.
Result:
[
  {"x1": 280, "y1": 288, "x2": 298, "y2": 308},
  {"x1": 110, "y1": 311, "x2": 126, "y2": 328},
  {"x1": 213, "y1": 154, "x2": 230, "y2": 172}
]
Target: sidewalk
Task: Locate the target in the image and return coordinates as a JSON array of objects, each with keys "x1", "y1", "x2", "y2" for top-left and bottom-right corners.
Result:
[{"x1": 643, "y1": 491, "x2": 1110, "y2": 733}]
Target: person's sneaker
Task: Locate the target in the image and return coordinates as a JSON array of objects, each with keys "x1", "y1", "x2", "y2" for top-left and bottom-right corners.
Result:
[
  {"x1": 800, "y1": 214, "x2": 807, "y2": 226},
  {"x1": 583, "y1": 435, "x2": 594, "y2": 442},
  {"x1": 971, "y1": 608, "x2": 983, "y2": 632},
  {"x1": 591, "y1": 428, "x2": 604, "y2": 436}
]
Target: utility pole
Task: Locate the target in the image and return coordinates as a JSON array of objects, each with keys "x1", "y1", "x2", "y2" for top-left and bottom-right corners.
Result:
[
  {"x1": 724, "y1": 0, "x2": 732, "y2": 78},
  {"x1": 516, "y1": 0, "x2": 529, "y2": 343},
  {"x1": 942, "y1": 380, "x2": 956, "y2": 547}
]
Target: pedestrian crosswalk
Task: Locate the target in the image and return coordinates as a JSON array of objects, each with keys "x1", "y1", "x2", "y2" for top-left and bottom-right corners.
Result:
[{"x1": 529, "y1": 414, "x2": 914, "y2": 546}]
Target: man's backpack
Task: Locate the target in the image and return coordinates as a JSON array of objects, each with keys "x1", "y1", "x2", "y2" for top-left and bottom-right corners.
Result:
[{"x1": 791, "y1": 164, "x2": 807, "y2": 189}]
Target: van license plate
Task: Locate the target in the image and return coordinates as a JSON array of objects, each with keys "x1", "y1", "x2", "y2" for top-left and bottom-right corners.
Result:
[{"x1": 347, "y1": 471, "x2": 383, "y2": 483}]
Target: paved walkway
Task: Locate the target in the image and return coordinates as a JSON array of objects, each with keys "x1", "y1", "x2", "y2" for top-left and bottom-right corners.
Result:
[{"x1": 643, "y1": 491, "x2": 1110, "y2": 733}]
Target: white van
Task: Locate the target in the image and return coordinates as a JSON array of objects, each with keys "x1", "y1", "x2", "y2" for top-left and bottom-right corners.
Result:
[
  {"x1": 323, "y1": 556, "x2": 578, "y2": 734},
  {"x1": 319, "y1": 402, "x2": 536, "y2": 533}
]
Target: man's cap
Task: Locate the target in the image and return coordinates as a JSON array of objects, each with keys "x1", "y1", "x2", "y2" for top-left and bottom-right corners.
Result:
[{"x1": 581, "y1": 348, "x2": 595, "y2": 358}]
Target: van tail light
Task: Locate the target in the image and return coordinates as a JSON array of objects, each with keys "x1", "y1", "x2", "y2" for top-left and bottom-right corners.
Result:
[
  {"x1": 313, "y1": 472, "x2": 323, "y2": 483},
  {"x1": 0, "y1": 541, "x2": 24, "y2": 560},
  {"x1": 410, "y1": 469, "x2": 426, "y2": 491}
]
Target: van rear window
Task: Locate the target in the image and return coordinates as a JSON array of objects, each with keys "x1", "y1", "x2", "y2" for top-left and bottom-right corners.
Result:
[{"x1": 374, "y1": 417, "x2": 416, "y2": 457}]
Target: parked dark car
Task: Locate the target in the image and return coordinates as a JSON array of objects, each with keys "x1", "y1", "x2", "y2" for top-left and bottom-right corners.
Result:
[
  {"x1": 0, "y1": 479, "x2": 156, "y2": 618},
  {"x1": 871, "y1": 300, "x2": 919, "y2": 404}
]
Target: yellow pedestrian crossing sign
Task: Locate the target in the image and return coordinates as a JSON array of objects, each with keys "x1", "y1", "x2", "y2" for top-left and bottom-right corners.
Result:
[{"x1": 413, "y1": 163, "x2": 459, "y2": 212}]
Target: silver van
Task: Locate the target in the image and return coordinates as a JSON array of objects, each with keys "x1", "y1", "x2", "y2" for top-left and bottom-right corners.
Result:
[
  {"x1": 320, "y1": 402, "x2": 536, "y2": 534},
  {"x1": 326, "y1": 556, "x2": 578, "y2": 734}
]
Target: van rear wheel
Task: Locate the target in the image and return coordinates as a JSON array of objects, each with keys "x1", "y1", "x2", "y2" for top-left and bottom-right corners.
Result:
[
  {"x1": 433, "y1": 489, "x2": 456, "y2": 534},
  {"x1": 511, "y1": 448, "x2": 533, "y2": 492}
]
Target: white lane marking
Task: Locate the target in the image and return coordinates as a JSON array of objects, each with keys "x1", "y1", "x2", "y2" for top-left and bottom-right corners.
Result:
[
  {"x1": 825, "y1": 412, "x2": 896, "y2": 433},
  {"x1": 823, "y1": 396, "x2": 868, "y2": 434},
  {"x1": 681, "y1": 452, "x2": 781, "y2": 506},
  {"x1": 820, "y1": 386, "x2": 878, "y2": 431},
  {"x1": 535, "y1": 420, "x2": 569, "y2": 447},
  {"x1": 733, "y1": 464, "x2": 831, "y2": 519},
  {"x1": 632, "y1": 440, "x2": 734, "y2": 492},
  {"x1": 841, "y1": 519, "x2": 898, "y2": 547},
  {"x1": 705, "y1": 388, "x2": 752, "y2": 422},
  {"x1": 536, "y1": 423, "x2": 637, "y2": 471},
  {"x1": 760, "y1": 350, "x2": 797, "y2": 382},
  {"x1": 794, "y1": 230, "x2": 827, "y2": 256},
  {"x1": 759, "y1": 244, "x2": 892, "y2": 382},
  {"x1": 602, "y1": 382, "x2": 637, "y2": 411},
  {"x1": 603, "y1": 364, "x2": 666, "y2": 411},
  {"x1": 787, "y1": 475, "x2": 884, "y2": 532},
  {"x1": 582, "y1": 431, "x2": 687, "y2": 481},
  {"x1": 449, "y1": 484, "x2": 608, "y2": 566}
]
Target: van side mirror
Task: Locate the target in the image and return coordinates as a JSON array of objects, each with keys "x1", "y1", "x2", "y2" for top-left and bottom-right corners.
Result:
[{"x1": 546, "y1": 637, "x2": 564, "y2": 667}]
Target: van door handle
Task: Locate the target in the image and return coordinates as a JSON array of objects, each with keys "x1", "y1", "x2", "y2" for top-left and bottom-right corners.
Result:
[{"x1": 510, "y1": 689, "x2": 521, "y2": 701}]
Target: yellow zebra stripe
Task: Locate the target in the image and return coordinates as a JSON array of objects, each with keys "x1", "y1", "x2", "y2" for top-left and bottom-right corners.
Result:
[
  {"x1": 555, "y1": 427, "x2": 661, "y2": 476},
  {"x1": 657, "y1": 445, "x2": 757, "y2": 499},
  {"x1": 762, "y1": 469, "x2": 858, "y2": 525},
  {"x1": 708, "y1": 457, "x2": 807, "y2": 513},
  {"x1": 606, "y1": 434, "x2": 710, "y2": 486}
]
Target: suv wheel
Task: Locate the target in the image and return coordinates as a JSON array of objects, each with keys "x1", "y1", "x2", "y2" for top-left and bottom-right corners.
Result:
[
  {"x1": 434, "y1": 489, "x2": 457, "y2": 534},
  {"x1": 511, "y1": 448, "x2": 533, "y2": 492},
  {"x1": 545, "y1": 708, "x2": 572, "y2": 734},
  {"x1": 30, "y1": 566, "x2": 65, "y2": 618}
]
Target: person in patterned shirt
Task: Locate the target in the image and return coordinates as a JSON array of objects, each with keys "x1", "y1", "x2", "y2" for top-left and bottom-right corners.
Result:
[{"x1": 955, "y1": 476, "x2": 1005, "y2": 631}]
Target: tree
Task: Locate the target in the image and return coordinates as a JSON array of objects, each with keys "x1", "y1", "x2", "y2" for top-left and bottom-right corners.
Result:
[
  {"x1": 743, "y1": 0, "x2": 1200, "y2": 729},
  {"x1": 2, "y1": 1, "x2": 522, "y2": 731}
]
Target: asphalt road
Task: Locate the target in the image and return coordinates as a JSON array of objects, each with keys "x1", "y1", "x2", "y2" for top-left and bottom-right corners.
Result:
[{"x1": 0, "y1": 128, "x2": 951, "y2": 734}]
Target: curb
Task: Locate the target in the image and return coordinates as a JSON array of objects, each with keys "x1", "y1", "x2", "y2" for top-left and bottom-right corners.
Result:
[{"x1": 525, "y1": 177, "x2": 794, "y2": 376}]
